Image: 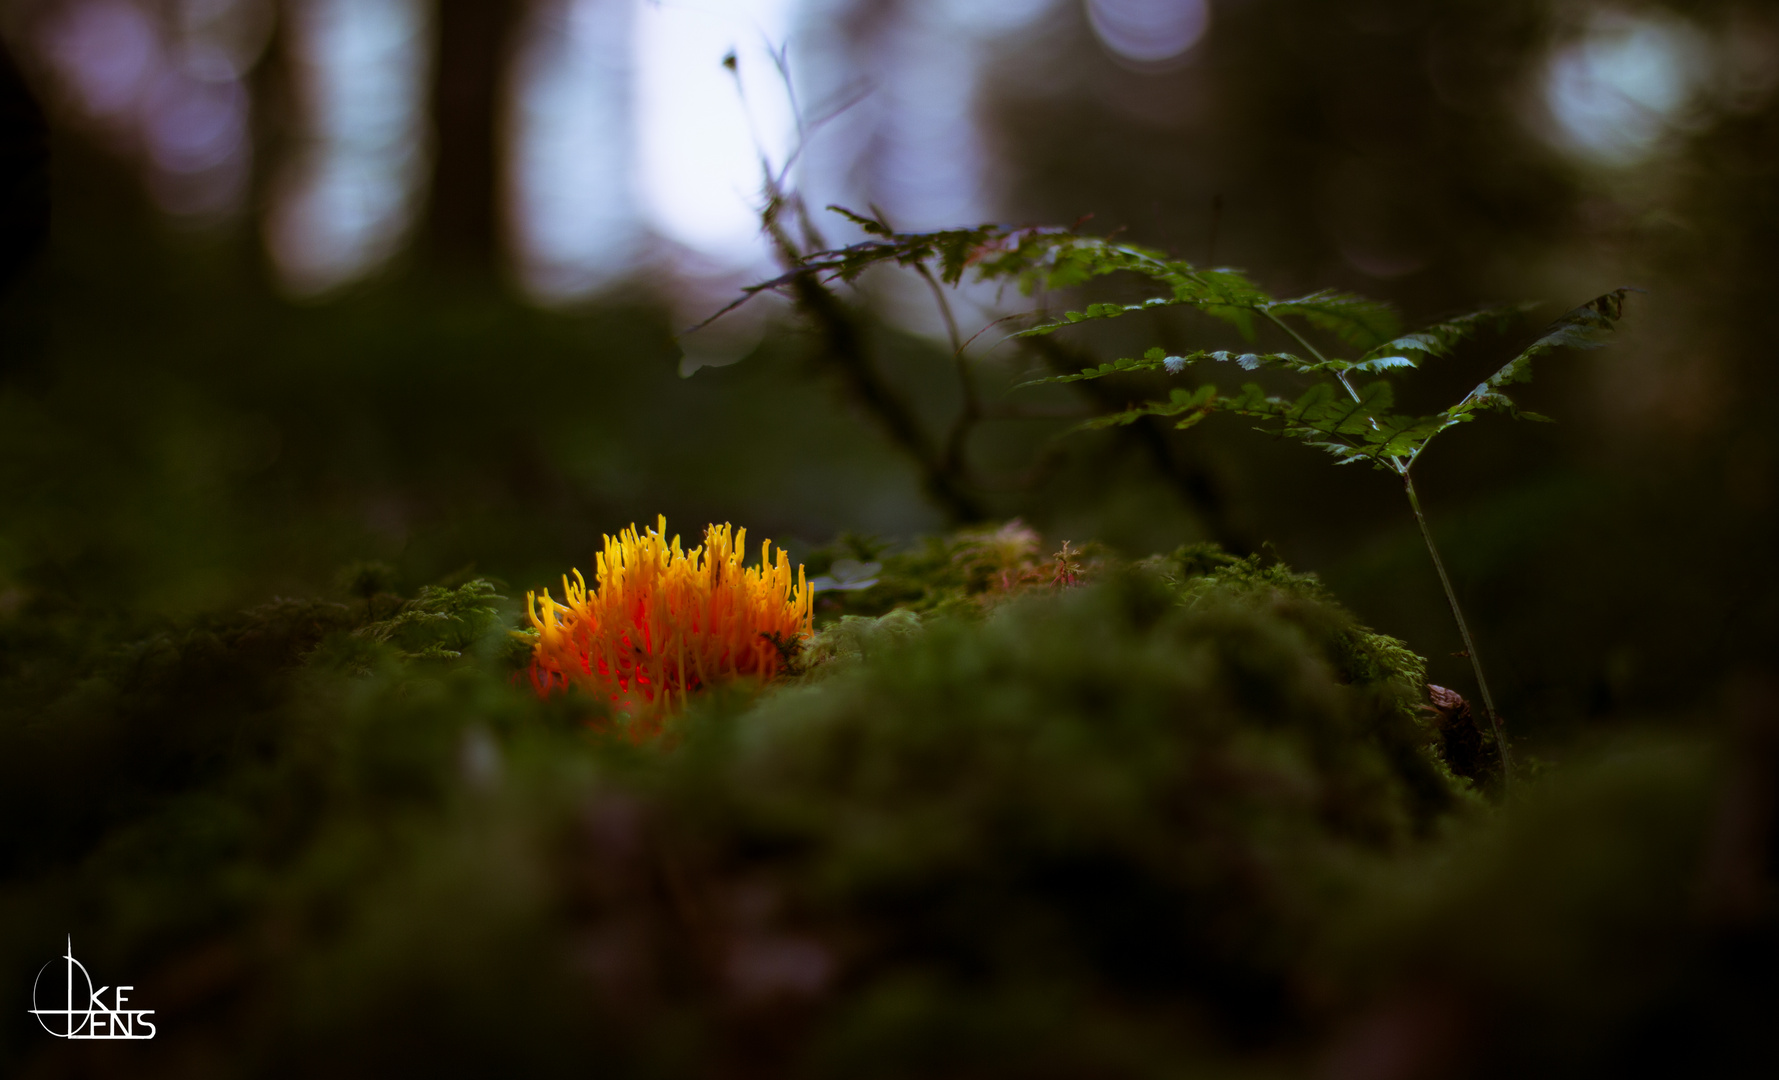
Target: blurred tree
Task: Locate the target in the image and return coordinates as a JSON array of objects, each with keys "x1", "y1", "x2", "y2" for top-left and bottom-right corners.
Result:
[
  {"x1": 0, "y1": 33, "x2": 46, "y2": 301},
  {"x1": 426, "y1": 0, "x2": 520, "y2": 273},
  {"x1": 248, "y1": 0, "x2": 292, "y2": 257}
]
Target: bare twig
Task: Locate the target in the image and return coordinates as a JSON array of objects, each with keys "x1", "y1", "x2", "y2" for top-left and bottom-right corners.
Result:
[{"x1": 758, "y1": 191, "x2": 983, "y2": 523}]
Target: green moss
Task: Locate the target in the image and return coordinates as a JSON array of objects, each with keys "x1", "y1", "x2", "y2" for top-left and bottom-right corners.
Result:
[
  {"x1": 2, "y1": 538, "x2": 1767, "y2": 1077},
  {"x1": 1324, "y1": 737, "x2": 1772, "y2": 1078},
  {"x1": 805, "y1": 521, "x2": 1104, "y2": 622},
  {"x1": 631, "y1": 565, "x2": 1463, "y2": 1074}
]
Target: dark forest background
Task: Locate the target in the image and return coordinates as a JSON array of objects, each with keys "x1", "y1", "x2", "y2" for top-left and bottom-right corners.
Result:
[
  {"x1": 3, "y1": 1, "x2": 1779, "y2": 1075},
  {"x1": 5, "y1": 0, "x2": 1773, "y2": 751}
]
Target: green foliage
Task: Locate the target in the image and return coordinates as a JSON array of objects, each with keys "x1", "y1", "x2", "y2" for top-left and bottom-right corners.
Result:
[
  {"x1": 1324, "y1": 736, "x2": 1775, "y2": 1077},
  {"x1": 689, "y1": 211, "x2": 1052, "y2": 333},
  {"x1": 0, "y1": 578, "x2": 516, "y2": 880},
  {"x1": 802, "y1": 530, "x2": 1473, "y2": 798},
  {"x1": 1032, "y1": 288, "x2": 1631, "y2": 472},
  {"x1": 2, "y1": 535, "x2": 1771, "y2": 1076},
  {"x1": 638, "y1": 566, "x2": 1462, "y2": 1075},
  {"x1": 353, "y1": 580, "x2": 512, "y2": 663},
  {"x1": 3, "y1": 542, "x2": 1449, "y2": 1075},
  {"x1": 718, "y1": 211, "x2": 1636, "y2": 791},
  {"x1": 1143, "y1": 546, "x2": 1482, "y2": 797},
  {"x1": 803, "y1": 520, "x2": 1096, "y2": 622},
  {"x1": 717, "y1": 208, "x2": 1631, "y2": 476},
  {"x1": 795, "y1": 608, "x2": 926, "y2": 679}
]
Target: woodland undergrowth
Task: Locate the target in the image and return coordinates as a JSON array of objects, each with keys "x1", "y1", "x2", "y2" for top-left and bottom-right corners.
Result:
[
  {"x1": 698, "y1": 192, "x2": 1638, "y2": 790},
  {"x1": 2, "y1": 527, "x2": 1770, "y2": 1077}
]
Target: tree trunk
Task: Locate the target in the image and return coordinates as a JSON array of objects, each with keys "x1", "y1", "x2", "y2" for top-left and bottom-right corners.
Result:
[
  {"x1": 0, "y1": 36, "x2": 48, "y2": 300},
  {"x1": 426, "y1": 0, "x2": 519, "y2": 274},
  {"x1": 250, "y1": 1, "x2": 293, "y2": 283}
]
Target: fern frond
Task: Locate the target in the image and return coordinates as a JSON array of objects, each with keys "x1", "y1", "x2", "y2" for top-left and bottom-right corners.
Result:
[
  {"x1": 1078, "y1": 383, "x2": 1222, "y2": 431},
  {"x1": 1264, "y1": 290, "x2": 1403, "y2": 351},
  {"x1": 1439, "y1": 288, "x2": 1632, "y2": 427},
  {"x1": 1357, "y1": 304, "x2": 1535, "y2": 369},
  {"x1": 1020, "y1": 346, "x2": 1310, "y2": 386},
  {"x1": 1016, "y1": 297, "x2": 1182, "y2": 337},
  {"x1": 703, "y1": 208, "x2": 1632, "y2": 485},
  {"x1": 1009, "y1": 256, "x2": 1283, "y2": 342}
]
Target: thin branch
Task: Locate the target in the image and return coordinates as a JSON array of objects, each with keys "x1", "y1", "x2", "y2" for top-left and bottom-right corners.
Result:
[
  {"x1": 749, "y1": 171, "x2": 981, "y2": 523},
  {"x1": 958, "y1": 312, "x2": 1038, "y2": 356},
  {"x1": 912, "y1": 261, "x2": 983, "y2": 479},
  {"x1": 1403, "y1": 474, "x2": 1514, "y2": 790},
  {"x1": 777, "y1": 269, "x2": 983, "y2": 523},
  {"x1": 915, "y1": 263, "x2": 964, "y2": 357}
]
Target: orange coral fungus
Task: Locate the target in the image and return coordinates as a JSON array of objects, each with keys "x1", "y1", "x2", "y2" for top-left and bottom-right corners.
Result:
[{"x1": 525, "y1": 517, "x2": 813, "y2": 714}]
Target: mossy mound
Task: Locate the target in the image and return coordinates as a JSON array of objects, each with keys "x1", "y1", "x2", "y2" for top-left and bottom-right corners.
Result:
[
  {"x1": 1, "y1": 544, "x2": 1461, "y2": 1077},
  {"x1": 1322, "y1": 730, "x2": 1778, "y2": 1079},
  {"x1": 627, "y1": 564, "x2": 1461, "y2": 1076},
  {"x1": 8, "y1": 539, "x2": 1768, "y2": 1078}
]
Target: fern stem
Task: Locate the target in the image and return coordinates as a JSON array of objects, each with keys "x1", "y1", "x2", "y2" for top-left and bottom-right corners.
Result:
[
  {"x1": 1277, "y1": 309, "x2": 1414, "y2": 478},
  {"x1": 1402, "y1": 472, "x2": 1515, "y2": 789},
  {"x1": 914, "y1": 261, "x2": 983, "y2": 478},
  {"x1": 1262, "y1": 310, "x2": 1334, "y2": 366}
]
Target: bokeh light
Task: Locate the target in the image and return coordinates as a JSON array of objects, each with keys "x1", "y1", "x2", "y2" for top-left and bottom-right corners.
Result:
[
  {"x1": 37, "y1": 0, "x2": 263, "y2": 218},
  {"x1": 38, "y1": 0, "x2": 159, "y2": 119},
  {"x1": 266, "y1": 0, "x2": 429, "y2": 294},
  {"x1": 633, "y1": 0, "x2": 797, "y2": 270},
  {"x1": 794, "y1": 0, "x2": 1054, "y2": 244},
  {"x1": 1540, "y1": 8, "x2": 1713, "y2": 167},
  {"x1": 1085, "y1": 0, "x2": 1210, "y2": 68},
  {"x1": 510, "y1": 0, "x2": 641, "y2": 301}
]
